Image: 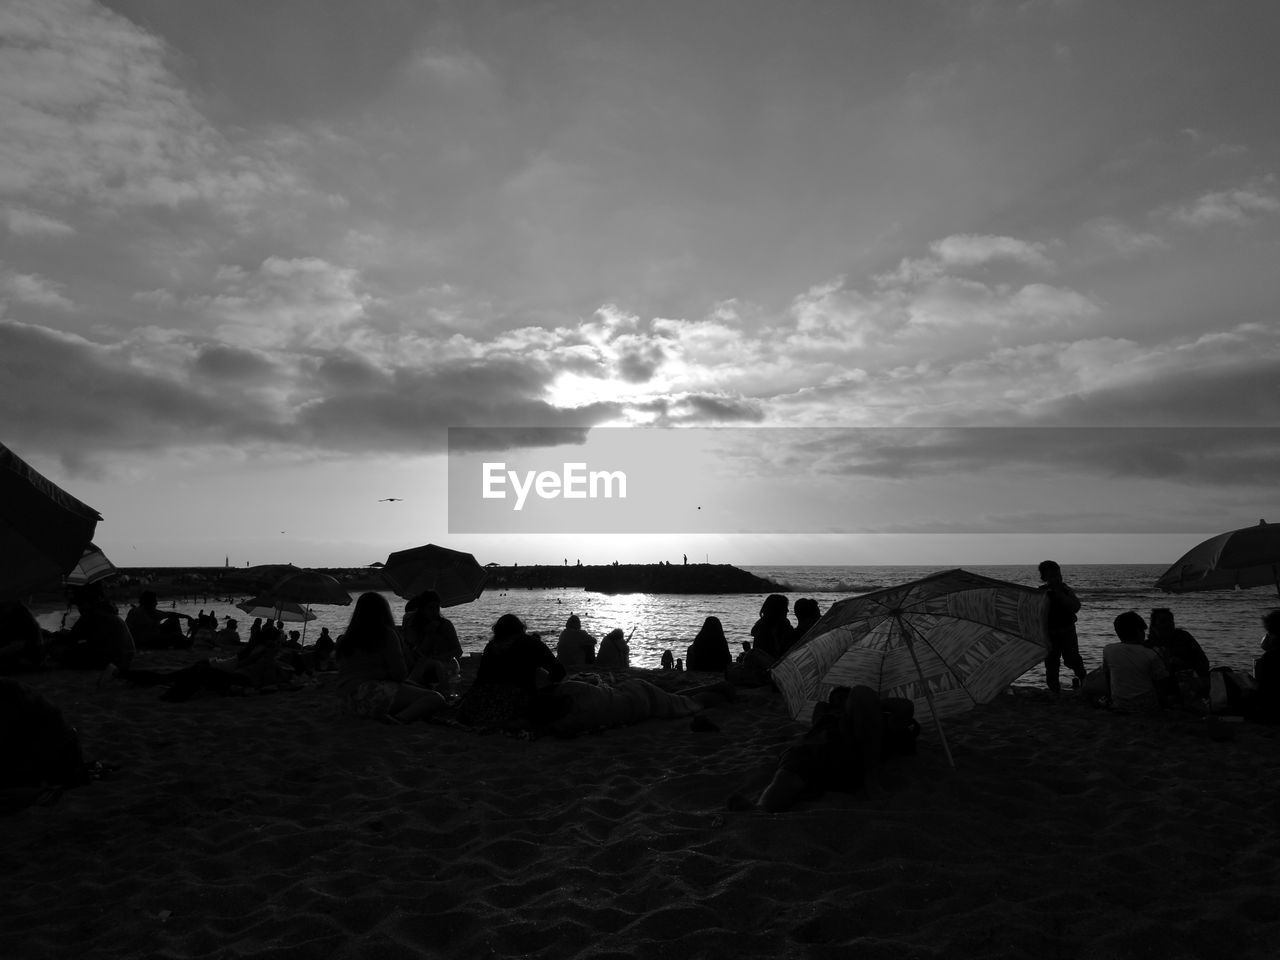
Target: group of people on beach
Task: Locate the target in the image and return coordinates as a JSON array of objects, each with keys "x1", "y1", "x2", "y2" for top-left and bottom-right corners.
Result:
[
  {"x1": 4, "y1": 562, "x2": 1279, "y2": 815},
  {"x1": 1035, "y1": 560, "x2": 1279, "y2": 722}
]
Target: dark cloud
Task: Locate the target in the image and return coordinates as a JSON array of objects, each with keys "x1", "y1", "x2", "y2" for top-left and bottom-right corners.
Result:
[
  {"x1": 1040, "y1": 361, "x2": 1280, "y2": 427},
  {"x1": 796, "y1": 426, "x2": 1280, "y2": 489},
  {"x1": 0, "y1": 321, "x2": 625, "y2": 462},
  {"x1": 615, "y1": 343, "x2": 665, "y2": 383},
  {"x1": 681, "y1": 394, "x2": 765, "y2": 423},
  {"x1": 0, "y1": 321, "x2": 283, "y2": 461},
  {"x1": 293, "y1": 358, "x2": 626, "y2": 452},
  {"x1": 311, "y1": 353, "x2": 389, "y2": 388},
  {"x1": 192, "y1": 344, "x2": 276, "y2": 380}
]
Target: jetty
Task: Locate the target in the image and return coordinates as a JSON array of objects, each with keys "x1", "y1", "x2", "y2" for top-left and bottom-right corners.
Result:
[{"x1": 47, "y1": 562, "x2": 780, "y2": 603}]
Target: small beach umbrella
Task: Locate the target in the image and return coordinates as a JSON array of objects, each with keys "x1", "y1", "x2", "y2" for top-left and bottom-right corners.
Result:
[
  {"x1": 1155, "y1": 519, "x2": 1280, "y2": 597},
  {"x1": 380, "y1": 543, "x2": 488, "y2": 607},
  {"x1": 64, "y1": 542, "x2": 118, "y2": 587},
  {"x1": 770, "y1": 569, "x2": 1050, "y2": 768},
  {"x1": 235, "y1": 596, "x2": 317, "y2": 623},
  {"x1": 258, "y1": 570, "x2": 351, "y2": 640},
  {"x1": 0, "y1": 441, "x2": 102, "y2": 599}
]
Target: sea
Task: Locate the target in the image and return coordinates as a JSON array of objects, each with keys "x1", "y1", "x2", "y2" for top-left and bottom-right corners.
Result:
[{"x1": 40, "y1": 564, "x2": 1277, "y2": 680}]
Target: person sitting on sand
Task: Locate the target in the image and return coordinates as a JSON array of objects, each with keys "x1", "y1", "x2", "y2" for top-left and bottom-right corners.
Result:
[
  {"x1": 335, "y1": 592, "x2": 446, "y2": 723},
  {"x1": 53, "y1": 586, "x2": 135, "y2": 671},
  {"x1": 531, "y1": 677, "x2": 735, "y2": 737},
  {"x1": 125, "y1": 590, "x2": 190, "y2": 650},
  {"x1": 595, "y1": 628, "x2": 630, "y2": 669},
  {"x1": 793, "y1": 598, "x2": 822, "y2": 644},
  {"x1": 0, "y1": 601, "x2": 46, "y2": 674},
  {"x1": 750, "y1": 594, "x2": 795, "y2": 660},
  {"x1": 1102, "y1": 611, "x2": 1169, "y2": 713},
  {"x1": 217, "y1": 618, "x2": 242, "y2": 646},
  {"x1": 686, "y1": 616, "x2": 731, "y2": 672},
  {"x1": 1147, "y1": 608, "x2": 1210, "y2": 703},
  {"x1": 249, "y1": 618, "x2": 263, "y2": 645},
  {"x1": 457, "y1": 614, "x2": 566, "y2": 731},
  {"x1": 403, "y1": 590, "x2": 463, "y2": 688},
  {"x1": 727, "y1": 685, "x2": 919, "y2": 813},
  {"x1": 555, "y1": 614, "x2": 596, "y2": 667},
  {"x1": 1243, "y1": 610, "x2": 1280, "y2": 724},
  {"x1": 313, "y1": 627, "x2": 336, "y2": 669}
]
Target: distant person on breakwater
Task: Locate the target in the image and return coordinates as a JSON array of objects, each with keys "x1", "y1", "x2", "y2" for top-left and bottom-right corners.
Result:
[
  {"x1": 686, "y1": 616, "x2": 731, "y2": 672},
  {"x1": 1037, "y1": 561, "x2": 1087, "y2": 694},
  {"x1": 793, "y1": 598, "x2": 822, "y2": 644},
  {"x1": 596, "y1": 628, "x2": 630, "y2": 669},
  {"x1": 555, "y1": 614, "x2": 596, "y2": 667},
  {"x1": 750, "y1": 594, "x2": 795, "y2": 660},
  {"x1": 335, "y1": 592, "x2": 446, "y2": 723}
]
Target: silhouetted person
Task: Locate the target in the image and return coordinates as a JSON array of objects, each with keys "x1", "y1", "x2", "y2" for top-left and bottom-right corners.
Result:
[
  {"x1": 750, "y1": 594, "x2": 795, "y2": 660},
  {"x1": 126, "y1": 591, "x2": 188, "y2": 650},
  {"x1": 687, "y1": 616, "x2": 731, "y2": 672},
  {"x1": 1102, "y1": 611, "x2": 1168, "y2": 713},
  {"x1": 1038, "y1": 561, "x2": 1086, "y2": 693},
  {"x1": 793, "y1": 598, "x2": 822, "y2": 644}
]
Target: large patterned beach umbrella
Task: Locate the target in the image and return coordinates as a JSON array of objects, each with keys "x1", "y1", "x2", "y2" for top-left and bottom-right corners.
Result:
[
  {"x1": 0, "y1": 441, "x2": 102, "y2": 599},
  {"x1": 1155, "y1": 519, "x2": 1280, "y2": 597},
  {"x1": 771, "y1": 569, "x2": 1049, "y2": 767}
]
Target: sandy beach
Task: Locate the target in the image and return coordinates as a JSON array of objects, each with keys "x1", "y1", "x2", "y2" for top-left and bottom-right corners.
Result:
[{"x1": 5, "y1": 650, "x2": 1278, "y2": 960}]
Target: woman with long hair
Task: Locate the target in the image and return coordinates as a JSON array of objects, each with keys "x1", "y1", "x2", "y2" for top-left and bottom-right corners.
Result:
[
  {"x1": 687, "y1": 616, "x2": 731, "y2": 672},
  {"x1": 336, "y1": 592, "x2": 445, "y2": 723}
]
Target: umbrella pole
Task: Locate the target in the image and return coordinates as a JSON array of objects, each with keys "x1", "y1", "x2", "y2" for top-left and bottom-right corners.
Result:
[
  {"x1": 897, "y1": 615, "x2": 957, "y2": 770},
  {"x1": 302, "y1": 606, "x2": 311, "y2": 642}
]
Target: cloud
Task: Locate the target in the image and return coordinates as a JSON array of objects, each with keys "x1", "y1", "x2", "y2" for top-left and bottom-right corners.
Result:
[
  {"x1": 0, "y1": 0, "x2": 298, "y2": 216},
  {"x1": 191, "y1": 344, "x2": 278, "y2": 382},
  {"x1": 1172, "y1": 186, "x2": 1280, "y2": 227},
  {"x1": 928, "y1": 234, "x2": 1055, "y2": 272},
  {"x1": 1081, "y1": 217, "x2": 1168, "y2": 256},
  {"x1": 3, "y1": 206, "x2": 74, "y2": 238},
  {"x1": 3, "y1": 271, "x2": 76, "y2": 310}
]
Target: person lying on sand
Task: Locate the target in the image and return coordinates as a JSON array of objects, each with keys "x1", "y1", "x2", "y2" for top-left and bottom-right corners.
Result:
[
  {"x1": 530, "y1": 678, "x2": 735, "y2": 737},
  {"x1": 103, "y1": 624, "x2": 301, "y2": 701},
  {"x1": 727, "y1": 685, "x2": 918, "y2": 813}
]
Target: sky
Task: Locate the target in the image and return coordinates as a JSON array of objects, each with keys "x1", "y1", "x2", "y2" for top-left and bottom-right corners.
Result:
[{"x1": 1, "y1": 0, "x2": 1278, "y2": 569}]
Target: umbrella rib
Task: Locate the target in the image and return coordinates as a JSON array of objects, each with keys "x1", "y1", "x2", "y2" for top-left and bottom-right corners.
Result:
[{"x1": 896, "y1": 615, "x2": 982, "y2": 707}]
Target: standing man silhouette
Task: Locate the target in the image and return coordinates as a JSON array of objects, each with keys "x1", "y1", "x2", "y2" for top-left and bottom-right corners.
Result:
[{"x1": 1038, "y1": 560, "x2": 1087, "y2": 693}]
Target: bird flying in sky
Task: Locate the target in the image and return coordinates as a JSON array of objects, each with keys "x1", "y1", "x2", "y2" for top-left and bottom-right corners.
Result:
[{"x1": 377, "y1": 498, "x2": 403, "y2": 502}]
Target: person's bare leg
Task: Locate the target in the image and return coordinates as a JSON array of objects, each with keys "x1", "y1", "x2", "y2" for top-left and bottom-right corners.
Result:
[{"x1": 390, "y1": 685, "x2": 447, "y2": 722}]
